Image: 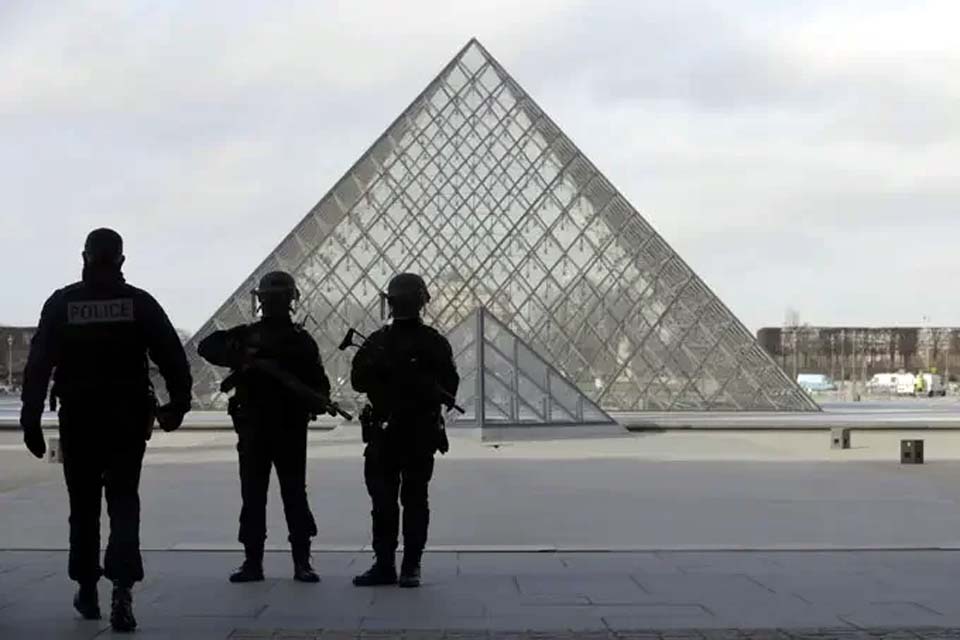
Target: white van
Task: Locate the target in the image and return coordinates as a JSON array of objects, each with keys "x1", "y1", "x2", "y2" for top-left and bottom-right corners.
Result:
[
  {"x1": 896, "y1": 373, "x2": 947, "y2": 397},
  {"x1": 895, "y1": 373, "x2": 917, "y2": 395},
  {"x1": 867, "y1": 373, "x2": 898, "y2": 392}
]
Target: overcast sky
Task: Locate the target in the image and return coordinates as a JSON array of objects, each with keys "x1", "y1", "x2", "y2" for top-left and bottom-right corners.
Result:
[{"x1": 2, "y1": 0, "x2": 958, "y2": 334}]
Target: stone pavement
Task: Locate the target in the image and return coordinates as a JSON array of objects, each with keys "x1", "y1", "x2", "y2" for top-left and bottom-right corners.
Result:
[
  {"x1": 5, "y1": 426, "x2": 960, "y2": 638},
  {"x1": 3, "y1": 550, "x2": 960, "y2": 638},
  {"x1": 8, "y1": 428, "x2": 960, "y2": 551}
]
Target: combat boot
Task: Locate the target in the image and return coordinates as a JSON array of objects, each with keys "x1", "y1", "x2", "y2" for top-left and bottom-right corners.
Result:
[
  {"x1": 398, "y1": 553, "x2": 422, "y2": 588},
  {"x1": 110, "y1": 583, "x2": 136, "y2": 633},
  {"x1": 229, "y1": 545, "x2": 265, "y2": 583},
  {"x1": 292, "y1": 541, "x2": 320, "y2": 583},
  {"x1": 352, "y1": 557, "x2": 397, "y2": 586},
  {"x1": 73, "y1": 581, "x2": 101, "y2": 620}
]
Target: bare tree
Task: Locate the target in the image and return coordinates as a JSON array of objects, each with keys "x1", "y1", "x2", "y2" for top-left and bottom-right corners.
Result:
[
  {"x1": 929, "y1": 327, "x2": 947, "y2": 373},
  {"x1": 949, "y1": 329, "x2": 960, "y2": 382},
  {"x1": 783, "y1": 308, "x2": 801, "y2": 379}
]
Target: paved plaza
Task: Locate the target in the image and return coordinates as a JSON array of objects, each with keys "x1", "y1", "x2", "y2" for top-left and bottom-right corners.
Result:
[
  {"x1": 4, "y1": 423, "x2": 960, "y2": 637},
  {"x1": 5, "y1": 549, "x2": 960, "y2": 638}
]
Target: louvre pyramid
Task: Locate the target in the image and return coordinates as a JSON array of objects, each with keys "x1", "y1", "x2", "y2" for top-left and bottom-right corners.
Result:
[
  {"x1": 448, "y1": 307, "x2": 616, "y2": 426},
  {"x1": 185, "y1": 39, "x2": 818, "y2": 413}
]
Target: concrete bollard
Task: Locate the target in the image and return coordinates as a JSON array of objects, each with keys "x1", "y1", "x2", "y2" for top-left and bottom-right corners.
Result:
[
  {"x1": 900, "y1": 439, "x2": 924, "y2": 464},
  {"x1": 830, "y1": 428, "x2": 851, "y2": 450},
  {"x1": 46, "y1": 436, "x2": 62, "y2": 464}
]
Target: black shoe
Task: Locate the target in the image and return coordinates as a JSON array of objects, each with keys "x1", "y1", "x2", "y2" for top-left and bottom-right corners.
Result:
[
  {"x1": 292, "y1": 543, "x2": 320, "y2": 583},
  {"x1": 230, "y1": 545, "x2": 265, "y2": 583},
  {"x1": 398, "y1": 563, "x2": 421, "y2": 588},
  {"x1": 293, "y1": 561, "x2": 320, "y2": 583},
  {"x1": 229, "y1": 560, "x2": 265, "y2": 583},
  {"x1": 73, "y1": 582, "x2": 101, "y2": 620},
  {"x1": 110, "y1": 584, "x2": 136, "y2": 633},
  {"x1": 352, "y1": 561, "x2": 397, "y2": 587}
]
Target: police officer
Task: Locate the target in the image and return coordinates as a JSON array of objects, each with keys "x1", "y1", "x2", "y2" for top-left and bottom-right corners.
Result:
[
  {"x1": 19, "y1": 228, "x2": 192, "y2": 632},
  {"x1": 351, "y1": 273, "x2": 459, "y2": 588},
  {"x1": 197, "y1": 271, "x2": 328, "y2": 584}
]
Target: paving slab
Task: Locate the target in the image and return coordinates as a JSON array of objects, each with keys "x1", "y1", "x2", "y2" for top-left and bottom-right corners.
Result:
[{"x1": 1, "y1": 551, "x2": 960, "y2": 637}]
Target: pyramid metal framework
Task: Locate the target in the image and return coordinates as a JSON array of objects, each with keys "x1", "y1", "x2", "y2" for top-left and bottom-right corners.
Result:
[
  {"x1": 185, "y1": 39, "x2": 818, "y2": 413},
  {"x1": 448, "y1": 307, "x2": 616, "y2": 427}
]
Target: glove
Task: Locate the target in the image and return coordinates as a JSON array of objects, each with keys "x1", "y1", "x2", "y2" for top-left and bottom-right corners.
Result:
[
  {"x1": 156, "y1": 402, "x2": 188, "y2": 432},
  {"x1": 21, "y1": 422, "x2": 46, "y2": 460},
  {"x1": 24, "y1": 428, "x2": 46, "y2": 459},
  {"x1": 20, "y1": 404, "x2": 46, "y2": 459}
]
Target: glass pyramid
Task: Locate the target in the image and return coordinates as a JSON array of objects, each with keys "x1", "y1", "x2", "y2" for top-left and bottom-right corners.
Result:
[
  {"x1": 448, "y1": 307, "x2": 615, "y2": 427},
  {"x1": 185, "y1": 39, "x2": 818, "y2": 413}
]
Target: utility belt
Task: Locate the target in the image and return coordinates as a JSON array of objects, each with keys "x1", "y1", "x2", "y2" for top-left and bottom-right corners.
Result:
[
  {"x1": 50, "y1": 378, "x2": 152, "y2": 403},
  {"x1": 361, "y1": 404, "x2": 449, "y2": 455},
  {"x1": 51, "y1": 382, "x2": 158, "y2": 441},
  {"x1": 227, "y1": 395, "x2": 309, "y2": 435}
]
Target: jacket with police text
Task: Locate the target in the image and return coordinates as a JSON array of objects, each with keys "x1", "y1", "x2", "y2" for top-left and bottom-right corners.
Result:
[{"x1": 20, "y1": 273, "x2": 192, "y2": 424}]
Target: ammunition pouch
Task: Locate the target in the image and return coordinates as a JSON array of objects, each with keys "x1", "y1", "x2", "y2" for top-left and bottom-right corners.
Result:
[
  {"x1": 359, "y1": 404, "x2": 385, "y2": 444},
  {"x1": 226, "y1": 395, "x2": 246, "y2": 434}
]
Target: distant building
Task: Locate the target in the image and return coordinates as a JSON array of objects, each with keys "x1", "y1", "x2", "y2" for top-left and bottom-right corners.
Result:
[
  {"x1": 0, "y1": 326, "x2": 36, "y2": 389},
  {"x1": 758, "y1": 327, "x2": 960, "y2": 382}
]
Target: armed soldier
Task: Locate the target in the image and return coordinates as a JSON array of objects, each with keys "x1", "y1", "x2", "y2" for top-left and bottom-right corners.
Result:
[
  {"x1": 350, "y1": 273, "x2": 459, "y2": 588},
  {"x1": 20, "y1": 228, "x2": 192, "y2": 632},
  {"x1": 197, "y1": 271, "x2": 329, "y2": 584}
]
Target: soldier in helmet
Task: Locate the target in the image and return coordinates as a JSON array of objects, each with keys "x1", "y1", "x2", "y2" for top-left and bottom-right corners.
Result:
[
  {"x1": 20, "y1": 228, "x2": 193, "y2": 632},
  {"x1": 197, "y1": 271, "x2": 329, "y2": 583},
  {"x1": 350, "y1": 273, "x2": 459, "y2": 588}
]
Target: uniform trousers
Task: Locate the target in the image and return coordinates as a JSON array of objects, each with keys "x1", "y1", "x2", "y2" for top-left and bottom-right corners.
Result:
[
  {"x1": 236, "y1": 422, "x2": 317, "y2": 548},
  {"x1": 363, "y1": 438, "x2": 435, "y2": 562},
  {"x1": 59, "y1": 401, "x2": 148, "y2": 585}
]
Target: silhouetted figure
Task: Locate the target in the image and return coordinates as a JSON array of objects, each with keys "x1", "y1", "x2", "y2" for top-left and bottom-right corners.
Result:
[
  {"x1": 197, "y1": 271, "x2": 328, "y2": 584},
  {"x1": 351, "y1": 273, "x2": 459, "y2": 588},
  {"x1": 19, "y1": 228, "x2": 192, "y2": 632}
]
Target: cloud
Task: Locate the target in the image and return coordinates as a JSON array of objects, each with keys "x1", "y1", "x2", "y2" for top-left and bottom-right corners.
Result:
[{"x1": 1, "y1": 0, "x2": 958, "y2": 335}]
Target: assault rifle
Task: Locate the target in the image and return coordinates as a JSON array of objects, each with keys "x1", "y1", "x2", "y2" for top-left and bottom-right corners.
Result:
[
  {"x1": 338, "y1": 328, "x2": 465, "y2": 414},
  {"x1": 220, "y1": 357, "x2": 353, "y2": 421}
]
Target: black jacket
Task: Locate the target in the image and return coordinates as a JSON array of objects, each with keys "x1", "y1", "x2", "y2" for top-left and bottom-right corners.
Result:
[
  {"x1": 351, "y1": 317, "x2": 459, "y2": 425},
  {"x1": 197, "y1": 316, "x2": 330, "y2": 422},
  {"x1": 20, "y1": 269, "x2": 192, "y2": 423}
]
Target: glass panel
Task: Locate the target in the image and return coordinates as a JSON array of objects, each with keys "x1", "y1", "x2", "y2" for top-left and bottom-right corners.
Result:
[
  {"x1": 516, "y1": 373, "x2": 548, "y2": 422},
  {"x1": 581, "y1": 401, "x2": 610, "y2": 423},
  {"x1": 517, "y1": 341, "x2": 548, "y2": 391},
  {"x1": 483, "y1": 373, "x2": 513, "y2": 422},
  {"x1": 483, "y1": 342, "x2": 514, "y2": 389},
  {"x1": 547, "y1": 372, "x2": 578, "y2": 423}
]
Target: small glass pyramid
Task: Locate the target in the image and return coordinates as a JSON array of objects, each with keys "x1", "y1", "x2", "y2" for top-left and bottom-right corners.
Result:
[{"x1": 448, "y1": 307, "x2": 615, "y2": 427}]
